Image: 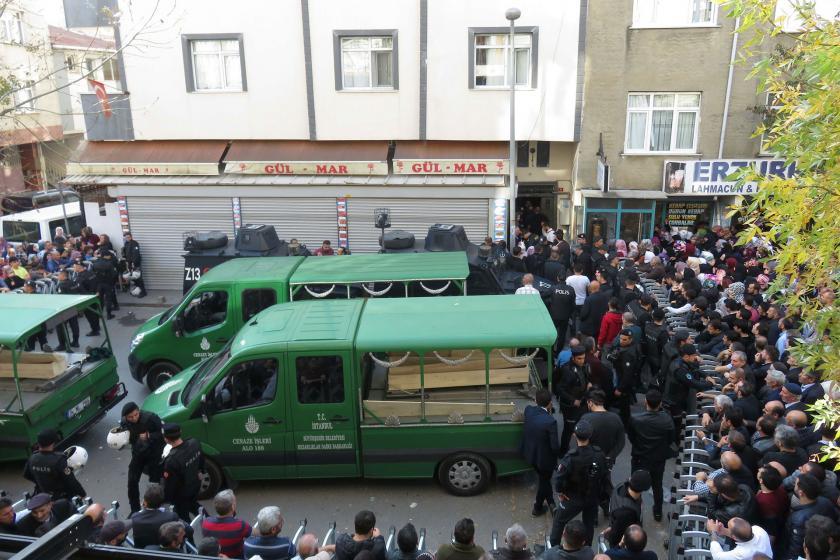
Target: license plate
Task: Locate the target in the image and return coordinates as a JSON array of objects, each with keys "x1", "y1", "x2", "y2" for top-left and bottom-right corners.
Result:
[{"x1": 66, "y1": 397, "x2": 91, "y2": 419}]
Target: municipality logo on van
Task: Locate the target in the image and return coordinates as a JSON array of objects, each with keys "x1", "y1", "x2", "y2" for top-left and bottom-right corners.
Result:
[
  {"x1": 200, "y1": 337, "x2": 211, "y2": 351},
  {"x1": 193, "y1": 337, "x2": 215, "y2": 359},
  {"x1": 245, "y1": 415, "x2": 260, "y2": 434}
]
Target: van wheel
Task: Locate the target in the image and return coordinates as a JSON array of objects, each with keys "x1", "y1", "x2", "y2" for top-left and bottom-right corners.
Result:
[
  {"x1": 198, "y1": 459, "x2": 224, "y2": 500},
  {"x1": 146, "y1": 361, "x2": 180, "y2": 391},
  {"x1": 438, "y1": 453, "x2": 492, "y2": 496}
]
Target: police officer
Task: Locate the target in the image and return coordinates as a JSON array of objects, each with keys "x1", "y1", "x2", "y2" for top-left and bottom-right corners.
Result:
[
  {"x1": 663, "y1": 343, "x2": 714, "y2": 441},
  {"x1": 162, "y1": 423, "x2": 204, "y2": 522},
  {"x1": 23, "y1": 429, "x2": 86, "y2": 500},
  {"x1": 71, "y1": 259, "x2": 101, "y2": 336},
  {"x1": 54, "y1": 270, "x2": 80, "y2": 351},
  {"x1": 120, "y1": 401, "x2": 165, "y2": 514},
  {"x1": 606, "y1": 328, "x2": 643, "y2": 427},
  {"x1": 91, "y1": 249, "x2": 118, "y2": 319},
  {"x1": 627, "y1": 390, "x2": 674, "y2": 522},
  {"x1": 550, "y1": 275, "x2": 576, "y2": 351},
  {"x1": 121, "y1": 231, "x2": 146, "y2": 297},
  {"x1": 549, "y1": 420, "x2": 608, "y2": 547},
  {"x1": 553, "y1": 346, "x2": 590, "y2": 456}
]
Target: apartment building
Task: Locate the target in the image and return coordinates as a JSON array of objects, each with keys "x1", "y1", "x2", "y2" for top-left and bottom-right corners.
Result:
[
  {"x1": 572, "y1": 0, "x2": 801, "y2": 241},
  {"x1": 62, "y1": 0, "x2": 585, "y2": 289}
]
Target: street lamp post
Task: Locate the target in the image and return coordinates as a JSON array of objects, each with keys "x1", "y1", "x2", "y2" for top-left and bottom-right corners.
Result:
[{"x1": 506, "y1": 7, "x2": 520, "y2": 248}]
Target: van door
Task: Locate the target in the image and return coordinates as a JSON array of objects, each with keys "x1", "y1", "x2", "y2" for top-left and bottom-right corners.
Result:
[
  {"x1": 175, "y1": 289, "x2": 235, "y2": 367},
  {"x1": 287, "y1": 352, "x2": 360, "y2": 477},
  {"x1": 203, "y1": 356, "x2": 288, "y2": 479}
]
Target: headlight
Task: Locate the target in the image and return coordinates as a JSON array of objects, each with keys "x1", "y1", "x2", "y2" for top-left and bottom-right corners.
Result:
[{"x1": 129, "y1": 333, "x2": 145, "y2": 353}]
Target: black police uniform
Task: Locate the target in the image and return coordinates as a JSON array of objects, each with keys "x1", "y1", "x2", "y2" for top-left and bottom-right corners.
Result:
[
  {"x1": 552, "y1": 360, "x2": 589, "y2": 456},
  {"x1": 120, "y1": 411, "x2": 165, "y2": 513},
  {"x1": 121, "y1": 239, "x2": 146, "y2": 296},
  {"x1": 549, "y1": 443, "x2": 608, "y2": 547},
  {"x1": 627, "y1": 408, "x2": 675, "y2": 518},
  {"x1": 606, "y1": 339, "x2": 642, "y2": 426},
  {"x1": 55, "y1": 277, "x2": 80, "y2": 349},
  {"x1": 549, "y1": 281, "x2": 576, "y2": 350},
  {"x1": 23, "y1": 450, "x2": 86, "y2": 500},
  {"x1": 163, "y1": 437, "x2": 204, "y2": 522},
  {"x1": 663, "y1": 357, "x2": 713, "y2": 439},
  {"x1": 92, "y1": 256, "x2": 118, "y2": 317},
  {"x1": 72, "y1": 266, "x2": 101, "y2": 335}
]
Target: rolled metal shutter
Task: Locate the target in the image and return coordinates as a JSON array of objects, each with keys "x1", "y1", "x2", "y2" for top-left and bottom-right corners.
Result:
[
  {"x1": 127, "y1": 197, "x2": 234, "y2": 291},
  {"x1": 346, "y1": 198, "x2": 490, "y2": 253},
  {"x1": 239, "y1": 198, "x2": 337, "y2": 249}
]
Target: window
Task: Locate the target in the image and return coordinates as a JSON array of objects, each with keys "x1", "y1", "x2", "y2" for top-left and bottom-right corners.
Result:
[
  {"x1": 471, "y1": 31, "x2": 535, "y2": 88},
  {"x1": 633, "y1": 0, "x2": 717, "y2": 27},
  {"x1": 182, "y1": 290, "x2": 228, "y2": 332},
  {"x1": 13, "y1": 81, "x2": 35, "y2": 112},
  {"x1": 48, "y1": 216, "x2": 83, "y2": 238},
  {"x1": 212, "y1": 359, "x2": 278, "y2": 412},
  {"x1": 296, "y1": 355, "x2": 345, "y2": 404},
  {"x1": 625, "y1": 93, "x2": 700, "y2": 153},
  {"x1": 0, "y1": 12, "x2": 23, "y2": 43},
  {"x1": 242, "y1": 289, "x2": 277, "y2": 322},
  {"x1": 517, "y1": 141, "x2": 551, "y2": 167},
  {"x1": 2, "y1": 221, "x2": 39, "y2": 243},
  {"x1": 333, "y1": 30, "x2": 398, "y2": 91},
  {"x1": 181, "y1": 34, "x2": 247, "y2": 92},
  {"x1": 84, "y1": 58, "x2": 120, "y2": 82}
]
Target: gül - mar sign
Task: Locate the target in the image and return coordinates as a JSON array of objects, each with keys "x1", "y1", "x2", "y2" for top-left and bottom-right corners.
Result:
[{"x1": 663, "y1": 159, "x2": 797, "y2": 196}]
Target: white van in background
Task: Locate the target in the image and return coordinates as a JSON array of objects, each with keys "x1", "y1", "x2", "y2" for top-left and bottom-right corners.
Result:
[{"x1": 0, "y1": 201, "x2": 84, "y2": 243}]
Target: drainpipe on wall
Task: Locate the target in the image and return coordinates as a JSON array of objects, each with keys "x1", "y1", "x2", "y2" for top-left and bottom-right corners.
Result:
[{"x1": 718, "y1": 16, "x2": 741, "y2": 158}]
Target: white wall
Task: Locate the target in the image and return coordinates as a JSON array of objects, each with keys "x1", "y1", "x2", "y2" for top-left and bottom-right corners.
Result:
[
  {"x1": 118, "y1": 0, "x2": 310, "y2": 140},
  {"x1": 425, "y1": 0, "x2": 580, "y2": 141},
  {"x1": 308, "y1": 0, "x2": 420, "y2": 139},
  {"x1": 84, "y1": 201, "x2": 123, "y2": 252}
]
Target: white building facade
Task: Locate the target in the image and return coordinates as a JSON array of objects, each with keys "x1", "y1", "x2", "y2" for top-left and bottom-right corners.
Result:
[{"x1": 63, "y1": 0, "x2": 585, "y2": 290}]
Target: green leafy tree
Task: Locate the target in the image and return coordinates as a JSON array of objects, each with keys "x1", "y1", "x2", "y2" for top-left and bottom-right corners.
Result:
[{"x1": 723, "y1": 0, "x2": 840, "y2": 464}]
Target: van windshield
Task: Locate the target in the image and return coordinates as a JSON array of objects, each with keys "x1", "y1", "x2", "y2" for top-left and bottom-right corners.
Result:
[{"x1": 182, "y1": 342, "x2": 231, "y2": 404}]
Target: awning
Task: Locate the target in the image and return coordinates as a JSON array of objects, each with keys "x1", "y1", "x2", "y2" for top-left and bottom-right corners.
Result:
[
  {"x1": 393, "y1": 141, "x2": 509, "y2": 175},
  {"x1": 223, "y1": 140, "x2": 389, "y2": 175},
  {"x1": 65, "y1": 140, "x2": 229, "y2": 176},
  {"x1": 61, "y1": 173, "x2": 506, "y2": 187},
  {"x1": 49, "y1": 26, "x2": 115, "y2": 51}
]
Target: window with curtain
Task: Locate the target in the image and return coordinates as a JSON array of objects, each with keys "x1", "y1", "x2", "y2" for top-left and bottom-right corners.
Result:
[
  {"x1": 0, "y1": 12, "x2": 23, "y2": 43},
  {"x1": 340, "y1": 36, "x2": 394, "y2": 89},
  {"x1": 474, "y1": 33, "x2": 532, "y2": 88},
  {"x1": 625, "y1": 93, "x2": 700, "y2": 153},
  {"x1": 633, "y1": 0, "x2": 717, "y2": 26},
  {"x1": 190, "y1": 39, "x2": 243, "y2": 91}
]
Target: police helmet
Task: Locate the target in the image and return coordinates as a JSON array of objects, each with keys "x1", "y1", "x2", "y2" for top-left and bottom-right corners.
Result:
[
  {"x1": 64, "y1": 446, "x2": 88, "y2": 472},
  {"x1": 107, "y1": 427, "x2": 130, "y2": 450}
]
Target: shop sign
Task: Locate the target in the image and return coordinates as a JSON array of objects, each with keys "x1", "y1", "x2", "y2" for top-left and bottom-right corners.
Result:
[
  {"x1": 493, "y1": 199, "x2": 508, "y2": 242},
  {"x1": 663, "y1": 159, "x2": 797, "y2": 196},
  {"x1": 393, "y1": 159, "x2": 509, "y2": 175},
  {"x1": 224, "y1": 161, "x2": 388, "y2": 175},
  {"x1": 665, "y1": 201, "x2": 712, "y2": 228},
  {"x1": 66, "y1": 162, "x2": 220, "y2": 176}
]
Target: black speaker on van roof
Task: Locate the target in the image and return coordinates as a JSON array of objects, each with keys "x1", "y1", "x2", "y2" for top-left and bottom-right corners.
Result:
[{"x1": 236, "y1": 224, "x2": 280, "y2": 252}]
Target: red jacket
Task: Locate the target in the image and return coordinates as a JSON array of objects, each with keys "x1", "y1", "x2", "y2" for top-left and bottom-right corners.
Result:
[{"x1": 598, "y1": 311, "x2": 623, "y2": 348}]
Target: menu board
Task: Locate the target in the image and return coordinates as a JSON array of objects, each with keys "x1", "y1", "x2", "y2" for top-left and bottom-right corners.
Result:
[{"x1": 666, "y1": 201, "x2": 712, "y2": 228}]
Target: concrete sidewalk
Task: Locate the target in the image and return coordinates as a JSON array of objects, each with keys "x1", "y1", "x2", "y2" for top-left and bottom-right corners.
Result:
[{"x1": 117, "y1": 288, "x2": 181, "y2": 308}]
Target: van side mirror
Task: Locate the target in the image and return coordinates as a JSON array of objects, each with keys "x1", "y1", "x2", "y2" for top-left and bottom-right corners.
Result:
[
  {"x1": 172, "y1": 315, "x2": 184, "y2": 337},
  {"x1": 200, "y1": 394, "x2": 212, "y2": 423}
]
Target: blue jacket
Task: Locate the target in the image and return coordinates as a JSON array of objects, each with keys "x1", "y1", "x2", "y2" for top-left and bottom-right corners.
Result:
[
  {"x1": 786, "y1": 496, "x2": 838, "y2": 559},
  {"x1": 520, "y1": 405, "x2": 560, "y2": 472}
]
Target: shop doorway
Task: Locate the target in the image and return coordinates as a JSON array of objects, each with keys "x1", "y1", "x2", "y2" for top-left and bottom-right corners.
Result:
[
  {"x1": 583, "y1": 198, "x2": 655, "y2": 243},
  {"x1": 517, "y1": 183, "x2": 557, "y2": 236}
]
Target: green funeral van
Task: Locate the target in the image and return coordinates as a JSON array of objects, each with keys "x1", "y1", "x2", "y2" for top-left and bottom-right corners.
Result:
[
  {"x1": 141, "y1": 295, "x2": 555, "y2": 497},
  {"x1": 129, "y1": 252, "x2": 469, "y2": 390},
  {"x1": 0, "y1": 295, "x2": 126, "y2": 461}
]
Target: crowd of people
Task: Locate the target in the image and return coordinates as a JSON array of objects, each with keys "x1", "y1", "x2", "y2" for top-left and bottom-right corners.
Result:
[
  {"x1": 514, "y1": 206, "x2": 839, "y2": 560},
  {"x1": 0, "y1": 225, "x2": 146, "y2": 303}
]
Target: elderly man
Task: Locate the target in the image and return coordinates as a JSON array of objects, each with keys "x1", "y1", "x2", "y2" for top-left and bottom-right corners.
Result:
[
  {"x1": 799, "y1": 370, "x2": 825, "y2": 406},
  {"x1": 515, "y1": 273, "x2": 541, "y2": 295},
  {"x1": 758, "y1": 367, "x2": 786, "y2": 404},
  {"x1": 15, "y1": 493, "x2": 74, "y2": 537},
  {"x1": 146, "y1": 521, "x2": 187, "y2": 553},
  {"x1": 245, "y1": 506, "x2": 297, "y2": 560},
  {"x1": 780, "y1": 383, "x2": 807, "y2": 414},
  {"x1": 491, "y1": 524, "x2": 534, "y2": 560},
  {"x1": 760, "y1": 424, "x2": 808, "y2": 474},
  {"x1": 706, "y1": 517, "x2": 771, "y2": 560},
  {"x1": 202, "y1": 489, "x2": 252, "y2": 558},
  {"x1": 293, "y1": 533, "x2": 337, "y2": 560}
]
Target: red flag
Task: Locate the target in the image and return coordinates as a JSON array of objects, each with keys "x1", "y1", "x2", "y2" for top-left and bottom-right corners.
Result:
[{"x1": 88, "y1": 78, "x2": 112, "y2": 118}]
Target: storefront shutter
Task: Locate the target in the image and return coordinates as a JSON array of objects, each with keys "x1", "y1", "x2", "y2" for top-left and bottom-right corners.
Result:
[
  {"x1": 239, "y1": 197, "x2": 337, "y2": 250},
  {"x1": 127, "y1": 197, "x2": 234, "y2": 291},
  {"x1": 346, "y1": 198, "x2": 490, "y2": 253}
]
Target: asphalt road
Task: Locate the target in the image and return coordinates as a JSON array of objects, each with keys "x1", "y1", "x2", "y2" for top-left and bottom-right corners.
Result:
[{"x1": 0, "y1": 300, "x2": 673, "y2": 555}]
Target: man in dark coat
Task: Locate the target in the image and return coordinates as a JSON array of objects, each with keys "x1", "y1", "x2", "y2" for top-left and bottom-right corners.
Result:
[
  {"x1": 553, "y1": 347, "x2": 590, "y2": 456},
  {"x1": 628, "y1": 390, "x2": 674, "y2": 521},
  {"x1": 120, "y1": 402, "x2": 165, "y2": 514},
  {"x1": 520, "y1": 388, "x2": 561, "y2": 517},
  {"x1": 579, "y1": 281, "x2": 611, "y2": 339}
]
